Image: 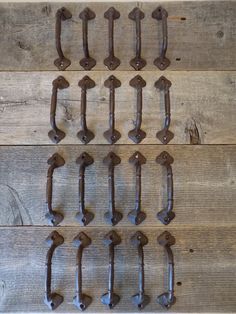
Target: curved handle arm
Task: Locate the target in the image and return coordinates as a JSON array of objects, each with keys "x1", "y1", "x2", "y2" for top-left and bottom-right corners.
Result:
[
  {"x1": 156, "y1": 151, "x2": 175, "y2": 225},
  {"x1": 54, "y1": 7, "x2": 72, "y2": 70},
  {"x1": 155, "y1": 76, "x2": 174, "y2": 144},
  {"x1": 73, "y1": 232, "x2": 92, "y2": 311},
  {"x1": 152, "y1": 7, "x2": 170, "y2": 70},
  {"x1": 46, "y1": 153, "x2": 65, "y2": 226},
  {"x1": 157, "y1": 231, "x2": 176, "y2": 309},
  {"x1": 44, "y1": 231, "x2": 64, "y2": 310}
]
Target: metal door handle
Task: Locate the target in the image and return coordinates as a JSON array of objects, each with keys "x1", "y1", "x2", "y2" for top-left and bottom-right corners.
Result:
[
  {"x1": 79, "y1": 8, "x2": 96, "y2": 70},
  {"x1": 54, "y1": 7, "x2": 72, "y2": 70},
  {"x1": 130, "y1": 231, "x2": 150, "y2": 309},
  {"x1": 128, "y1": 152, "x2": 146, "y2": 225},
  {"x1": 156, "y1": 151, "x2": 175, "y2": 225},
  {"x1": 77, "y1": 76, "x2": 95, "y2": 144},
  {"x1": 76, "y1": 152, "x2": 94, "y2": 226},
  {"x1": 152, "y1": 6, "x2": 170, "y2": 70},
  {"x1": 103, "y1": 75, "x2": 121, "y2": 144},
  {"x1": 129, "y1": 8, "x2": 146, "y2": 70},
  {"x1": 48, "y1": 76, "x2": 69, "y2": 144},
  {"x1": 44, "y1": 231, "x2": 64, "y2": 310},
  {"x1": 101, "y1": 230, "x2": 121, "y2": 309},
  {"x1": 128, "y1": 75, "x2": 146, "y2": 143},
  {"x1": 155, "y1": 76, "x2": 174, "y2": 144},
  {"x1": 103, "y1": 152, "x2": 122, "y2": 225},
  {"x1": 104, "y1": 7, "x2": 121, "y2": 70},
  {"x1": 73, "y1": 232, "x2": 92, "y2": 311},
  {"x1": 46, "y1": 153, "x2": 65, "y2": 226},
  {"x1": 157, "y1": 231, "x2": 176, "y2": 309}
]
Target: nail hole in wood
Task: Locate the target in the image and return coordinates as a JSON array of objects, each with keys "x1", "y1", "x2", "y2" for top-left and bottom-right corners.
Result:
[{"x1": 176, "y1": 282, "x2": 182, "y2": 286}]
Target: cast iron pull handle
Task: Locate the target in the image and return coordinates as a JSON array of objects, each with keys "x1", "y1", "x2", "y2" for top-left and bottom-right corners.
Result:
[
  {"x1": 131, "y1": 231, "x2": 150, "y2": 309},
  {"x1": 128, "y1": 8, "x2": 146, "y2": 70},
  {"x1": 128, "y1": 75, "x2": 146, "y2": 143},
  {"x1": 75, "y1": 152, "x2": 94, "y2": 226},
  {"x1": 104, "y1": 7, "x2": 121, "y2": 70},
  {"x1": 155, "y1": 76, "x2": 174, "y2": 144},
  {"x1": 101, "y1": 230, "x2": 121, "y2": 309},
  {"x1": 79, "y1": 8, "x2": 96, "y2": 70},
  {"x1": 73, "y1": 232, "x2": 92, "y2": 311},
  {"x1": 152, "y1": 7, "x2": 170, "y2": 70},
  {"x1": 103, "y1": 75, "x2": 121, "y2": 144},
  {"x1": 48, "y1": 76, "x2": 69, "y2": 144},
  {"x1": 128, "y1": 152, "x2": 146, "y2": 225},
  {"x1": 157, "y1": 231, "x2": 176, "y2": 309},
  {"x1": 44, "y1": 231, "x2": 64, "y2": 310},
  {"x1": 156, "y1": 151, "x2": 175, "y2": 225},
  {"x1": 103, "y1": 152, "x2": 123, "y2": 225},
  {"x1": 54, "y1": 7, "x2": 72, "y2": 71},
  {"x1": 46, "y1": 153, "x2": 65, "y2": 226},
  {"x1": 77, "y1": 76, "x2": 95, "y2": 144}
]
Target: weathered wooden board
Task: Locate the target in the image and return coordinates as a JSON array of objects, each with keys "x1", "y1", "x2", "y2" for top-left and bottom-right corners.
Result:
[
  {"x1": 0, "y1": 2, "x2": 235, "y2": 71},
  {"x1": 0, "y1": 71, "x2": 235, "y2": 145},
  {"x1": 0, "y1": 226, "x2": 236, "y2": 312},
  {"x1": 0, "y1": 145, "x2": 235, "y2": 226}
]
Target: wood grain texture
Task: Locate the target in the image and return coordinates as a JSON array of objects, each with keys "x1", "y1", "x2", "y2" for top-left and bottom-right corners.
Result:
[
  {"x1": 0, "y1": 71, "x2": 235, "y2": 145},
  {"x1": 0, "y1": 145, "x2": 235, "y2": 226},
  {"x1": 0, "y1": 2, "x2": 235, "y2": 71},
  {"x1": 0, "y1": 226, "x2": 236, "y2": 313}
]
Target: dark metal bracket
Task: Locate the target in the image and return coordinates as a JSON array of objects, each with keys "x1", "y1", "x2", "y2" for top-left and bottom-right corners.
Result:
[
  {"x1": 103, "y1": 75, "x2": 121, "y2": 144},
  {"x1": 104, "y1": 7, "x2": 121, "y2": 70},
  {"x1": 77, "y1": 76, "x2": 95, "y2": 144},
  {"x1": 131, "y1": 231, "x2": 150, "y2": 309},
  {"x1": 152, "y1": 6, "x2": 170, "y2": 70},
  {"x1": 101, "y1": 230, "x2": 121, "y2": 309},
  {"x1": 54, "y1": 7, "x2": 72, "y2": 71},
  {"x1": 129, "y1": 7, "x2": 146, "y2": 70},
  {"x1": 73, "y1": 232, "x2": 92, "y2": 311},
  {"x1": 155, "y1": 76, "x2": 174, "y2": 144},
  {"x1": 157, "y1": 231, "x2": 176, "y2": 309},
  {"x1": 103, "y1": 152, "x2": 123, "y2": 226},
  {"x1": 75, "y1": 152, "x2": 94, "y2": 226},
  {"x1": 44, "y1": 231, "x2": 64, "y2": 310},
  {"x1": 46, "y1": 153, "x2": 65, "y2": 226},
  {"x1": 128, "y1": 151, "x2": 146, "y2": 225},
  {"x1": 48, "y1": 76, "x2": 69, "y2": 144},
  {"x1": 128, "y1": 75, "x2": 146, "y2": 143},
  {"x1": 79, "y1": 8, "x2": 96, "y2": 70},
  {"x1": 156, "y1": 151, "x2": 175, "y2": 225}
]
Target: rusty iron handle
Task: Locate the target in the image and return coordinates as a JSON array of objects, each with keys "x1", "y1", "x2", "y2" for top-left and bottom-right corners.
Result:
[
  {"x1": 128, "y1": 152, "x2": 146, "y2": 225},
  {"x1": 103, "y1": 152, "x2": 122, "y2": 226},
  {"x1": 152, "y1": 7, "x2": 170, "y2": 70},
  {"x1": 79, "y1": 8, "x2": 96, "y2": 70},
  {"x1": 54, "y1": 7, "x2": 72, "y2": 71},
  {"x1": 77, "y1": 76, "x2": 95, "y2": 144},
  {"x1": 101, "y1": 230, "x2": 121, "y2": 309},
  {"x1": 155, "y1": 76, "x2": 174, "y2": 144},
  {"x1": 73, "y1": 232, "x2": 92, "y2": 311},
  {"x1": 44, "y1": 231, "x2": 64, "y2": 310},
  {"x1": 156, "y1": 151, "x2": 175, "y2": 225},
  {"x1": 131, "y1": 231, "x2": 150, "y2": 309},
  {"x1": 48, "y1": 76, "x2": 69, "y2": 144},
  {"x1": 46, "y1": 153, "x2": 65, "y2": 226},
  {"x1": 128, "y1": 75, "x2": 146, "y2": 143},
  {"x1": 157, "y1": 231, "x2": 176, "y2": 309},
  {"x1": 104, "y1": 7, "x2": 121, "y2": 70},
  {"x1": 103, "y1": 75, "x2": 121, "y2": 144},
  {"x1": 75, "y1": 152, "x2": 94, "y2": 226},
  {"x1": 129, "y1": 8, "x2": 146, "y2": 70}
]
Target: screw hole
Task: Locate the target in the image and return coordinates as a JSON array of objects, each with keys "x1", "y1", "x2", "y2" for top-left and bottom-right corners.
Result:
[
  {"x1": 189, "y1": 248, "x2": 194, "y2": 253},
  {"x1": 176, "y1": 58, "x2": 181, "y2": 61},
  {"x1": 180, "y1": 17, "x2": 186, "y2": 20},
  {"x1": 177, "y1": 281, "x2": 182, "y2": 286}
]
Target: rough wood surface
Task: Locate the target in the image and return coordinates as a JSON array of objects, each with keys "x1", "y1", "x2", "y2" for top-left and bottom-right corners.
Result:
[
  {"x1": 0, "y1": 2, "x2": 235, "y2": 71},
  {"x1": 0, "y1": 145, "x2": 235, "y2": 226},
  {"x1": 0, "y1": 71, "x2": 235, "y2": 145},
  {"x1": 0, "y1": 226, "x2": 236, "y2": 313}
]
